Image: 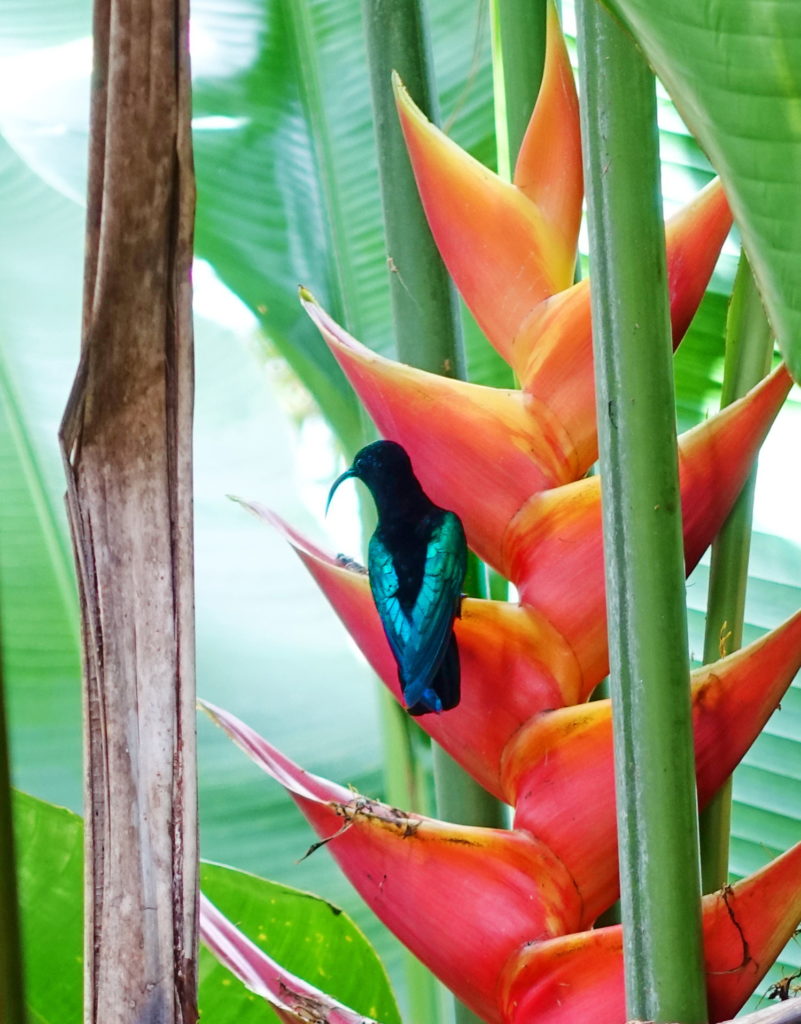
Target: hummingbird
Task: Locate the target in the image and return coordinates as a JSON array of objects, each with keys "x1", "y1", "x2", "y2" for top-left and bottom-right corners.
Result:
[{"x1": 327, "y1": 440, "x2": 467, "y2": 715}]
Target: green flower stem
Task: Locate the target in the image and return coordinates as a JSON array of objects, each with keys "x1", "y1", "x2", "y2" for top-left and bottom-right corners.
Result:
[
  {"x1": 0, "y1": 618, "x2": 26, "y2": 1024},
  {"x1": 363, "y1": 6, "x2": 505, "y2": 1020},
  {"x1": 378, "y1": 692, "x2": 441, "y2": 1024},
  {"x1": 699, "y1": 253, "x2": 774, "y2": 894},
  {"x1": 432, "y1": 745, "x2": 506, "y2": 829},
  {"x1": 577, "y1": 3, "x2": 707, "y2": 1022},
  {"x1": 362, "y1": 0, "x2": 465, "y2": 378},
  {"x1": 490, "y1": 0, "x2": 548, "y2": 180}
]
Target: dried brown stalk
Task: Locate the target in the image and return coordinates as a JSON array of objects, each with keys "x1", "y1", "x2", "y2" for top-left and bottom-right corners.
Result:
[{"x1": 59, "y1": 0, "x2": 197, "y2": 1020}]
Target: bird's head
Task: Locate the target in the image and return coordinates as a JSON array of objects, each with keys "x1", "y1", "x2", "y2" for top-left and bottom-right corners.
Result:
[{"x1": 326, "y1": 440, "x2": 419, "y2": 514}]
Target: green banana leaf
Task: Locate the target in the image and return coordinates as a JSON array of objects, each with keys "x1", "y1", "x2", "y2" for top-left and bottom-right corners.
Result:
[
  {"x1": 12, "y1": 790, "x2": 402, "y2": 1024},
  {"x1": 603, "y1": 0, "x2": 801, "y2": 382},
  {"x1": 191, "y1": 0, "x2": 510, "y2": 451}
]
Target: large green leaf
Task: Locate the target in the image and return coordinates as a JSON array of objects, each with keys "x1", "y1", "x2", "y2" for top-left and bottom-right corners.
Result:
[
  {"x1": 603, "y1": 0, "x2": 801, "y2": 381},
  {"x1": 13, "y1": 791, "x2": 402, "y2": 1024},
  {"x1": 191, "y1": 0, "x2": 511, "y2": 443},
  {"x1": 200, "y1": 861, "x2": 402, "y2": 1024},
  {"x1": 0, "y1": 136, "x2": 83, "y2": 810},
  {"x1": 14, "y1": 791, "x2": 82, "y2": 1023}
]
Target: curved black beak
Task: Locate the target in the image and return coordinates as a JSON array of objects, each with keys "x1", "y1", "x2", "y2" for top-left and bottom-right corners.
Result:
[{"x1": 325, "y1": 466, "x2": 357, "y2": 515}]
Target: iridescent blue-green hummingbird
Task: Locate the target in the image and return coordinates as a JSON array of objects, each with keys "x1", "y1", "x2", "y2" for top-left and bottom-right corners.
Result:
[{"x1": 327, "y1": 440, "x2": 467, "y2": 715}]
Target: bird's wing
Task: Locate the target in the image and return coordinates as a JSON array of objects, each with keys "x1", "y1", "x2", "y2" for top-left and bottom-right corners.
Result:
[
  {"x1": 402, "y1": 512, "x2": 467, "y2": 694},
  {"x1": 367, "y1": 533, "x2": 408, "y2": 665}
]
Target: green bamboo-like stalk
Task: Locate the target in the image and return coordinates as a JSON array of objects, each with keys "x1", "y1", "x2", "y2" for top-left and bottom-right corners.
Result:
[
  {"x1": 0, "y1": 616, "x2": 26, "y2": 1024},
  {"x1": 362, "y1": 0, "x2": 464, "y2": 377},
  {"x1": 361, "y1": 0, "x2": 504, "y2": 818},
  {"x1": 490, "y1": 0, "x2": 548, "y2": 180},
  {"x1": 699, "y1": 254, "x2": 774, "y2": 893},
  {"x1": 363, "y1": 4, "x2": 505, "y2": 1021},
  {"x1": 576, "y1": 3, "x2": 707, "y2": 1021},
  {"x1": 377, "y1": 691, "x2": 441, "y2": 1024}
]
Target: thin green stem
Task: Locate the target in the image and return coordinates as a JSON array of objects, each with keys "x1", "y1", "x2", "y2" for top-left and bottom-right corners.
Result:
[
  {"x1": 363, "y1": 6, "x2": 505, "y2": 1020},
  {"x1": 699, "y1": 253, "x2": 774, "y2": 894},
  {"x1": 490, "y1": 0, "x2": 547, "y2": 180},
  {"x1": 378, "y1": 693, "x2": 440, "y2": 1023},
  {"x1": 577, "y1": 3, "x2": 707, "y2": 1022},
  {"x1": 0, "y1": 613, "x2": 26, "y2": 1024},
  {"x1": 432, "y1": 745, "x2": 506, "y2": 829}
]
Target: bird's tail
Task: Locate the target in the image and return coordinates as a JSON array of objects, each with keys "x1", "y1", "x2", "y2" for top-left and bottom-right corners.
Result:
[{"x1": 407, "y1": 635, "x2": 461, "y2": 716}]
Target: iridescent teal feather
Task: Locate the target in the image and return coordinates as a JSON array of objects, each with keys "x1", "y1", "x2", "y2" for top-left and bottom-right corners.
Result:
[{"x1": 327, "y1": 441, "x2": 467, "y2": 715}]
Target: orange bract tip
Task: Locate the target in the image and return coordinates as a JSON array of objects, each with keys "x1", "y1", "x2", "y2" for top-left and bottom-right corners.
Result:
[
  {"x1": 394, "y1": 75, "x2": 572, "y2": 364},
  {"x1": 665, "y1": 178, "x2": 732, "y2": 341},
  {"x1": 513, "y1": 1, "x2": 582, "y2": 260},
  {"x1": 705, "y1": 841, "x2": 801, "y2": 1020},
  {"x1": 516, "y1": 180, "x2": 733, "y2": 473},
  {"x1": 499, "y1": 927, "x2": 623, "y2": 1024}
]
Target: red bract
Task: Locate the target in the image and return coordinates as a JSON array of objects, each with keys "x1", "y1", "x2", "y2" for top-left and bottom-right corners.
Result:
[
  {"x1": 301, "y1": 292, "x2": 581, "y2": 561},
  {"x1": 205, "y1": 692, "x2": 801, "y2": 1023},
  {"x1": 239, "y1": 504, "x2": 577, "y2": 799},
  {"x1": 201, "y1": 701, "x2": 583, "y2": 1024},
  {"x1": 500, "y1": 841, "x2": 801, "y2": 1024},
  {"x1": 504, "y1": 608, "x2": 801, "y2": 924}
]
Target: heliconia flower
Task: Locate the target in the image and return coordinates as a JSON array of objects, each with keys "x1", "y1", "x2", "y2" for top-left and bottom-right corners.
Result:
[
  {"x1": 301, "y1": 293, "x2": 788, "y2": 593},
  {"x1": 393, "y1": 2, "x2": 580, "y2": 348},
  {"x1": 237, "y1": 364, "x2": 789, "y2": 790},
  {"x1": 393, "y1": 27, "x2": 577, "y2": 353},
  {"x1": 395, "y1": 70, "x2": 729, "y2": 384},
  {"x1": 502, "y1": 607, "x2": 801, "y2": 925},
  {"x1": 199, "y1": 893, "x2": 380, "y2": 1024},
  {"x1": 301, "y1": 290, "x2": 581, "y2": 566},
  {"x1": 499, "y1": 840, "x2": 801, "y2": 1024},
  {"x1": 201, "y1": 700, "x2": 583, "y2": 1024},
  {"x1": 238, "y1": 502, "x2": 582, "y2": 800},
  {"x1": 507, "y1": 365, "x2": 793, "y2": 682},
  {"x1": 515, "y1": 178, "x2": 732, "y2": 470}
]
